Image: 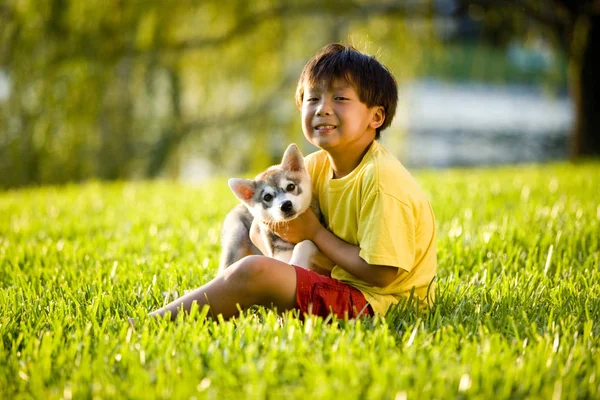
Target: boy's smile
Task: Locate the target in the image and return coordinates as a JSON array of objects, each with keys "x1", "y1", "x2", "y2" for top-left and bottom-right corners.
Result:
[
  {"x1": 301, "y1": 79, "x2": 384, "y2": 155},
  {"x1": 314, "y1": 124, "x2": 336, "y2": 134}
]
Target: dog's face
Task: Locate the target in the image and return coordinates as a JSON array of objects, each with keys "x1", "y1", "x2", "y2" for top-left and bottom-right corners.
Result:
[{"x1": 229, "y1": 144, "x2": 312, "y2": 222}]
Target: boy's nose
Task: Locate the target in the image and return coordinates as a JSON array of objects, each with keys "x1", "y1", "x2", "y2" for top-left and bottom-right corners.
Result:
[{"x1": 316, "y1": 100, "x2": 332, "y2": 116}]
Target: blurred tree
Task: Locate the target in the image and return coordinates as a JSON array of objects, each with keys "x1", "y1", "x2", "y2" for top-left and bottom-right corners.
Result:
[
  {"x1": 0, "y1": 0, "x2": 429, "y2": 188},
  {"x1": 456, "y1": 0, "x2": 600, "y2": 158},
  {"x1": 8, "y1": 1, "x2": 593, "y2": 189}
]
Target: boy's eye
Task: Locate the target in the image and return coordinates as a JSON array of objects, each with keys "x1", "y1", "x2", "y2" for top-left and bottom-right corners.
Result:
[
  {"x1": 335, "y1": 96, "x2": 349, "y2": 100},
  {"x1": 263, "y1": 193, "x2": 273, "y2": 202},
  {"x1": 286, "y1": 183, "x2": 295, "y2": 192}
]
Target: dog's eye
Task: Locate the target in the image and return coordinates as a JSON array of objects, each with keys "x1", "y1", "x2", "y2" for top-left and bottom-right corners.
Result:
[
  {"x1": 286, "y1": 183, "x2": 295, "y2": 192},
  {"x1": 263, "y1": 193, "x2": 273, "y2": 202}
]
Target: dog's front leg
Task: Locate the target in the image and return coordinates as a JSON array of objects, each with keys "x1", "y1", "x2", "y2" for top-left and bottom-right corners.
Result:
[{"x1": 289, "y1": 240, "x2": 319, "y2": 269}]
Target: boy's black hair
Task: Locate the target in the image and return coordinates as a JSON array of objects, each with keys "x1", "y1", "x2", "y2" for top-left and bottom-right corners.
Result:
[{"x1": 296, "y1": 43, "x2": 398, "y2": 139}]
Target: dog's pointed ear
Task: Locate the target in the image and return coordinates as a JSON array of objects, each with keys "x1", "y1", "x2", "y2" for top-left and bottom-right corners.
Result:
[
  {"x1": 228, "y1": 178, "x2": 256, "y2": 203},
  {"x1": 281, "y1": 143, "x2": 305, "y2": 172}
]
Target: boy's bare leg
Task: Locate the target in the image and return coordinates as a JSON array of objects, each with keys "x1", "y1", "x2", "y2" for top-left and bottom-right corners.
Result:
[{"x1": 148, "y1": 255, "x2": 297, "y2": 321}]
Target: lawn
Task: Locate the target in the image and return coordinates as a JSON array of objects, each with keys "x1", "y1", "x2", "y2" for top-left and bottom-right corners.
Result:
[{"x1": 1, "y1": 162, "x2": 598, "y2": 399}]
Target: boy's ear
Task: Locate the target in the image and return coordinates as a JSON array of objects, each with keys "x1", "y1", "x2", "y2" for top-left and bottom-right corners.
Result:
[
  {"x1": 228, "y1": 178, "x2": 256, "y2": 204},
  {"x1": 370, "y1": 106, "x2": 386, "y2": 130},
  {"x1": 281, "y1": 143, "x2": 305, "y2": 172}
]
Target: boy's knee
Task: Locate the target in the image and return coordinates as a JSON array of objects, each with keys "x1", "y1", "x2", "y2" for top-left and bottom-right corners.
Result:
[
  {"x1": 223, "y1": 255, "x2": 294, "y2": 301},
  {"x1": 220, "y1": 255, "x2": 297, "y2": 309},
  {"x1": 223, "y1": 255, "x2": 269, "y2": 290}
]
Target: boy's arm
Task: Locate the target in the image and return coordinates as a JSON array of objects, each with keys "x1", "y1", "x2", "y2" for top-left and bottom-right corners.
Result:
[
  {"x1": 268, "y1": 209, "x2": 398, "y2": 288},
  {"x1": 312, "y1": 226, "x2": 397, "y2": 287}
]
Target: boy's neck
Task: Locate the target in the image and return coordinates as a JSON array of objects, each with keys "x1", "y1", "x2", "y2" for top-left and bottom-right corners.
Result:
[{"x1": 327, "y1": 140, "x2": 375, "y2": 179}]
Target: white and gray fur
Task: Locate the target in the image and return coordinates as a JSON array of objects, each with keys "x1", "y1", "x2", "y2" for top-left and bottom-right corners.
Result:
[{"x1": 219, "y1": 144, "x2": 321, "y2": 272}]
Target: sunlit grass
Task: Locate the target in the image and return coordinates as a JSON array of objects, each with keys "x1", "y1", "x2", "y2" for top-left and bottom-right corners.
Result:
[{"x1": 1, "y1": 162, "x2": 598, "y2": 399}]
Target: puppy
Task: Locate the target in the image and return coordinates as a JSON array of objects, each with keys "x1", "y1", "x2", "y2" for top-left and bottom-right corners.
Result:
[{"x1": 219, "y1": 144, "x2": 326, "y2": 273}]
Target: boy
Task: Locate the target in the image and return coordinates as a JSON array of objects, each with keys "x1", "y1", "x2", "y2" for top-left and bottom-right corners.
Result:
[{"x1": 148, "y1": 43, "x2": 436, "y2": 321}]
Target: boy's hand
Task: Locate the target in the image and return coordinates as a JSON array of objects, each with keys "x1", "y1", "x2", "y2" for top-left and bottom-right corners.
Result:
[{"x1": 267, "y1": 208, "x2": 322, "y2": 244}]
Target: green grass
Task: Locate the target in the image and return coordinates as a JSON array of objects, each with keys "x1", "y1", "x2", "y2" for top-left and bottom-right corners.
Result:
[{"x1": 1, "y1": 162, "x2": 599, "y2": 399}]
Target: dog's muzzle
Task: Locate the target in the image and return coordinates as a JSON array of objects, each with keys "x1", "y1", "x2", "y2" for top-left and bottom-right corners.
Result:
[{"x1": 280, "y1": 201, "x2": 293, "y2": 213}]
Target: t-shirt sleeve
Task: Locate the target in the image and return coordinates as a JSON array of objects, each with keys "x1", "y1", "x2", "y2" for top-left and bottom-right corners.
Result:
[{"x1": 357, "y1": 190, "x2": 416, "y2": 272}]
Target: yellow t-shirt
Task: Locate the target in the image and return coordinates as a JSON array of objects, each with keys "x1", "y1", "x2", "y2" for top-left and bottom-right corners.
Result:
[{"x1": 305, "y1": 141, "x2": 437, "y2": 315}]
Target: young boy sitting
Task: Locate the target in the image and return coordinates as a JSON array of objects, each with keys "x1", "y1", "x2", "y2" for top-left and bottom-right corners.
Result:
[{"x1": 148, "y1": 43, "x2": 437, "y2": 321}]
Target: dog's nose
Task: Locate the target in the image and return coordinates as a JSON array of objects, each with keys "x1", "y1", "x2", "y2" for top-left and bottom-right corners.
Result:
[{"x1": 280, "y1": 201, "x2": 293, "y2": 213}]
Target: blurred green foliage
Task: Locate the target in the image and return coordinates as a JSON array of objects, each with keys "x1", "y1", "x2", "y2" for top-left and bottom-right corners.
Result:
[
  {"x1": 421, "y1": 40, "x2": 567, "y2": 87},
  {"x1": 0, "y1": 1, "x2": 569, "y2": 188},
  {"x1": 0, "y1": 1, "x2": 438, "y2": 188}
]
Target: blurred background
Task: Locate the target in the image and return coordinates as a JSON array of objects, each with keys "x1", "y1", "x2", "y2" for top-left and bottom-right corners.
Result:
[{"x1": 0, "y1": 0, "x2": 598, "y2": 189}]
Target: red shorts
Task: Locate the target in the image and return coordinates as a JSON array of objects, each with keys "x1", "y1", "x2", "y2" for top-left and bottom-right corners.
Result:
[{"x1": 294, "y1": 265, "x2": 374, "y2": 319}]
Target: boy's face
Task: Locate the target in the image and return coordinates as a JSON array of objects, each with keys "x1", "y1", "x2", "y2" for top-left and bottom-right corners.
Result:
[{"x1": 301, "y1": 78, "x2": 384, "y2": 153}]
